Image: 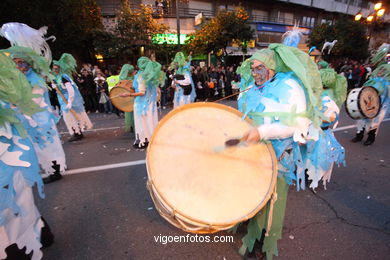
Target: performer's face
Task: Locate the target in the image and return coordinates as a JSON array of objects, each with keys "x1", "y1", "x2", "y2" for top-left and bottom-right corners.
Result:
[
  {"x1": 251, "y1": 60, "x2": 272, "y2": 86},
  {"x1": 13, "y1": 58, "x2": 30, "y2": 74},
  {"x1": 52, "y1": 65, "x2": 60, "y2": 75}
]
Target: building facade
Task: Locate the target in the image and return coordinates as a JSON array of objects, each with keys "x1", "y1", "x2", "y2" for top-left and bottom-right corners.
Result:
[{"x1": 96, "y1": 0, "x2": 389, "y2": 53}]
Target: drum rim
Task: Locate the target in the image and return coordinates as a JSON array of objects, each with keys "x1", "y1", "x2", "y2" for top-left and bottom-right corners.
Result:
[
  {"x1": 345, "y1": 88, "x2": 361, "y2": 120},
  {"x1": 146, "y1": 102, "x2": 278, "y2": 227},
  {"x1": 109, "y1": 86, "x2": 134, "y2": 112}
]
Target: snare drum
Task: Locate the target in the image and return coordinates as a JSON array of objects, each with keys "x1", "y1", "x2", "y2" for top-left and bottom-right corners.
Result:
[
  {"x1": 345, "y1": 86, "x2": 381, "y2": 120},
  {"x1": 146, "y1": 103, "x2": 278, "y2": 233}
]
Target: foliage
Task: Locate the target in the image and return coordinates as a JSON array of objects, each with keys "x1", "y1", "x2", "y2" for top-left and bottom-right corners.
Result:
[
  {"x1": 185, "y1": 6, "x2": 254, "y2": 55},
  {"x1": 0, "y1": 0, "x2": 103, "y2": 62},
  {"x1": 115, "y1": 2, "x2": 168, "y2": 58},
  {"x1": 309, "y1": 17, "x2": 369, "y2": 61}
]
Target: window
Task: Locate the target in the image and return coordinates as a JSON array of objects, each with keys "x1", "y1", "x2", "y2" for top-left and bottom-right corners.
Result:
[{"x1": 302, "y1": 16, "x2": 315, "y2": 27}]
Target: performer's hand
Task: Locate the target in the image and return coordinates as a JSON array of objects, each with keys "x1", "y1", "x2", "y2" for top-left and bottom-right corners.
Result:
[
  {"x1": 242, "y1": 128, "x2": 261, "y2": 143},
  {"x1": 51, "y1": 83, "x2": 57, "y2": 89},
  {"x1": 66, "y1": 103, "x2": 72, "y2": 110}
]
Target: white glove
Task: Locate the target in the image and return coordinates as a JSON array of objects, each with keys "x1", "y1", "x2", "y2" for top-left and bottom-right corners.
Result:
[
  {"x1": 51, "y1": 83, "x2": 57, "y2": 89},
  {"x1": 66, "y1": 102, "x2": 72, "y2": 110}
]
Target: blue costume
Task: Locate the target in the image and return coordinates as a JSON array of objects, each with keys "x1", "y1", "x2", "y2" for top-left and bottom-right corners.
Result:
[
  {"x1": 53, "y1": 54, "x2": 93, "y2": 138},
  {"x1": 352, "y1": 44, "x2": 390, "y2": 145},
  {"x1": 21, "y1": 68, "x2": 66, "y2": 176},
  {"x1": 304, "y1": 93, "x2": 345, "y2": 189},
  {"x1": 235, "y1": 42, "x2": 327, "y2": 259},
  {"x1": 0, "y1": 51, "x2": 48, "y2": 260},
  {"x1": 133, "y1": 57, "x2": 163, "y2": 148},
  {"x1": 170, "y1": 52, "x2": 196, "y2": 108}
]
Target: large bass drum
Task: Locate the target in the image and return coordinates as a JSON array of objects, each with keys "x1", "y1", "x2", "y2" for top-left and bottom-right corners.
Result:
[
  {"x1": 345, "y1": 86, "x2": 381, "y2": 120},
  {"x1": 146, "y1": 103, "x2": 278, "y2": 233},
  {"x1": 109, "y1": 80, "x2": 135, "y2": 112}
]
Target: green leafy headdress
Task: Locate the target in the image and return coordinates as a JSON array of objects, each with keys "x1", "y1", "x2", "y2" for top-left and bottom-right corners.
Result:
[
  {"x1": 3, "y1": 46, "x2": 54, "y2": 80},
  {"x1": 53, "y1": 53, "x2": 77, "y2": 78},
  {"x1": 137, "y1": 57, "x2": 165, "y2": 86},
  {"x1": 168, "y1": 52, "x2": 188, "y2": 73},
  {"x1": 371, "y1": 43, "x2": 389, "y2": 66},
  {"x1": 250, "y1": 44, "x2": 324, "y2": 126},
  {"x1": 0, "y1": 52, "x2": 41, "y2": 134},
  {"x1": 119, "y1": 64, "x2": 134, "y2": 80},
  {"x1": 320, "y1": 68, "x2": 347, "y2": 108},
  {"x1": 236, "y1": 58, "x2": 253, "y2": 90},
  {"x1": 318, "y1": 60, "x2": 329, "y2": 69}
]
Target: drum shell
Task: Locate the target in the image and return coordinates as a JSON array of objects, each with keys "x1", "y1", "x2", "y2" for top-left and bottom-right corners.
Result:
[{"x1": 146, "y1": 103, "x2": 278, "y2": 233}]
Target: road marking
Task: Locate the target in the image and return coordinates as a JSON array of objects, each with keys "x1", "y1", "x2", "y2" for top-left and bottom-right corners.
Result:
[
  {"x1": 63, "y1": 119, "x2": 389, "y2": 175},
  {"x1": 65, "y1": 160, "x2": 146, "y2": 175},
  {"x1": 59, "y1": 126, "x2": 121, "y2": 135},
  {"x1": 333, "y1": 118, "x2": 390, "y2": 132}
]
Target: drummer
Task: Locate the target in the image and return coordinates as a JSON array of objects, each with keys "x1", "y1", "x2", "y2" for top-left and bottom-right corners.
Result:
[
  {"x1": 169, "y1": 52, "x2": 196, "y2": 108},
  {"x1": 118, "y1": 64, "x2": 136, "y2": 133},
  {"x1": 351, "y1": 43, "x2": 389, "y2": 145},
  {"x1": 120, "y1": 57, "x2": 164, "y2": 149},
  {"x1": 237, "y1": 32, "x2": 325, "y2": 258}
]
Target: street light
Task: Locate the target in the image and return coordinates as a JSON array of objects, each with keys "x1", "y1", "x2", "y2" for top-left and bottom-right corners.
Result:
[
  {"x1": 367, "y1": 14, "x2": 375, "y2": 22},
  {"x1": 374, "y1": 2, "x2": 382, "y2": 11},
  {"x1": 377, "y1": 8, "x2": 385, "y2": 17},
  {"x1": 355, "y1": 12, "x2": 363, "y2": 21}
]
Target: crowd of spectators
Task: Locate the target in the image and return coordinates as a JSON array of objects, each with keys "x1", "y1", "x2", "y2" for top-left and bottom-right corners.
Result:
[
  {"x1": 61, "y1": 62, "x2": 242, "y2": 112},
  {"x1": 334, "y1": 60, "x2": 372, "y2": 90},
  {"x1": 50, "y1": 57, "x2": 376, "y2": 115}
]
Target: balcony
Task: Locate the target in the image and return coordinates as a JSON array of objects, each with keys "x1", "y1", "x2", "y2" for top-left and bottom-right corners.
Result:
[{"x1": 99, "y1": 3, "x2": 302, "y2": 26}]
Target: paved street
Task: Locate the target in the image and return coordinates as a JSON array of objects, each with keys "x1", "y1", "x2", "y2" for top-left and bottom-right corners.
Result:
[{"x1": 36, "y1": 101, "x2": 390, "y2": 260}]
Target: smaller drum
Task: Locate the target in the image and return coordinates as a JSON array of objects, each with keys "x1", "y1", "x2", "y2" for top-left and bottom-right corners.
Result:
[
  {"x1": 116, "y1": 80, "x2": 133, "y2": 90},
  {"x1": 345, "y1": 86, "x2": 381, "y2": 120},
  {"x1": 109, "y1": 86, "x2": 135, "y2": 112}
]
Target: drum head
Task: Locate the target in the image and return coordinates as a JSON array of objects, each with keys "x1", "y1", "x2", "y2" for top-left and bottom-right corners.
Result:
[
  {"x1": 359, "y1": 86, "x2": 381, "y2": 119},
  {"x1": 147, "y1": 103, "x2": 277, "y2": 227},
  {"x1": 109, "y1": 86, "x2": 134, "y2": 112}
]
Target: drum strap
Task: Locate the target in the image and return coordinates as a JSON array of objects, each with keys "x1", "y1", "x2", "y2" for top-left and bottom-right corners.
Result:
[{"x1": 265, "y1": 184, "x2": 278, "y2": 236}]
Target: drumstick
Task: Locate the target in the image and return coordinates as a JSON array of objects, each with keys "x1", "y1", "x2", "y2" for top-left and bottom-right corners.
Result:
[
  {"x1": 213, "y1": 137, "x2": 246, "y2": 153},
  {"x1": 213, "y1": 85, "x2": 254, "y2": 103}
]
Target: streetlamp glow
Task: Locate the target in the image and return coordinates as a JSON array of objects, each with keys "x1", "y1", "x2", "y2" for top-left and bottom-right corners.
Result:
[
  {"x1": 355, "y1": 12, "x2": 362, "y2": 21},
  {"x1": 367, "y1": 14, "x2": 375, "y2": 22},
  {"x1": 374, "y1": 2, "x2": 382, "y2": 11},
  {"x1": 377, "y1": 8, "x2": 385, "y2": 17}
]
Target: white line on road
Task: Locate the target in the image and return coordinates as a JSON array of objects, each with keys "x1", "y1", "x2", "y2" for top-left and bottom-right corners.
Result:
[
  {"x1": 59, "y1": 126, "x2": 121, "y2": 135},
  {"x1": 63, "y1": 119, "x2": 389, "y2": 175},
  {"x1": 333, "y1": 118, "x2": 390, "y2": 132},
  {"x1": 65, "y1": 160, "x2": 146, "y2": 175}
]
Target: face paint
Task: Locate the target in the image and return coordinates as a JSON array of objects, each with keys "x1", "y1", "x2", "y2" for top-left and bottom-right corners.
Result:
[
  {"x1": 13, "y1": 58, "x2": 30, "y2": 73},
  {"x1": 52, "y1": 66, "x2": 60, "y2": 75},
  {"x1": 251, "y1": 64, "x2": 269, "y2": 86}
]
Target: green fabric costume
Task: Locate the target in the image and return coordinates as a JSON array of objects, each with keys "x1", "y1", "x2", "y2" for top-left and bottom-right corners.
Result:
[
  {"x1": 120, "y1": 64, "x2": 135, "y2": 132},
  {"x1": 234, "y1": 44, "x2": 325, "y2": 259}
]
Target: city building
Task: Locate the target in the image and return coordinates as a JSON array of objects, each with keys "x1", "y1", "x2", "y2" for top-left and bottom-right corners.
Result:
[{"x1": 96, "y1": 0, "x2": 389, "y2": 56}]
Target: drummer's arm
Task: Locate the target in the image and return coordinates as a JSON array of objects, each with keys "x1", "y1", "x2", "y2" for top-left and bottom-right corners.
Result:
[
  {"x1": 243, "y1": 81, "x2": 308, "y2": 143},
  {"x1": 131, "y1": 79, "x2": 146, "y2": 97}
]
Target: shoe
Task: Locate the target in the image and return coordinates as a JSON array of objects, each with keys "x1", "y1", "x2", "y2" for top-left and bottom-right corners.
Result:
[
  {"x1": 364, "y1": 129, "x2": 376, "y2": 146},
  {"x1": 40, "y1": 217, "x2": 55, "y2": 248},
  {"x1": 43, "y1": 173, "x2": 62, "y2": 184},
  {"x1": 68, "y1": 134, "x2": 82, "y2": 142},
  {"x1": 351, "y1": 129, "x2": 364, "y2": 143}
]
